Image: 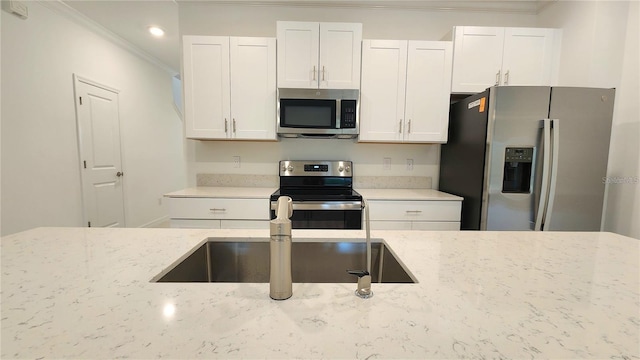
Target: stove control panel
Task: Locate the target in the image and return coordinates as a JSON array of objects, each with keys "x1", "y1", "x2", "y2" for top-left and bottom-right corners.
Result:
[
  {"x1": 304, "y1": 164, "x2": 329, "y2": 172},
  {"x1": 280, "y1": 160, "x2": 353, "y2": 177}
]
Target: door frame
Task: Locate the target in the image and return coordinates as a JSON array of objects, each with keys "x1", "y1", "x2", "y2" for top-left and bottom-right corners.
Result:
[{"x1": 72, "y1": 74, "x2": 127, "y2": 227}]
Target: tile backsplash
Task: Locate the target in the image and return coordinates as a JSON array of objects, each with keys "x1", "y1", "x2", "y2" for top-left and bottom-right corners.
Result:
[{"x1": 196, "y1": 174, "x2": 431, "y2": 189}]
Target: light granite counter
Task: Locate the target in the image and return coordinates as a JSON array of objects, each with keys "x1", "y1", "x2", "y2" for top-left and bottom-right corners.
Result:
[
  {"x1": 1, "y1": 228, "x2": 638, "y2": 359},
  {"x1": 164, "y1": 187, "x2": 462, "y2": 202},
  {"x1": 357, "y1": 188, "x2": 463, "y2": 201},
  {"x1": 164, "y1": 187, "x2": 275, "y2": 199}
]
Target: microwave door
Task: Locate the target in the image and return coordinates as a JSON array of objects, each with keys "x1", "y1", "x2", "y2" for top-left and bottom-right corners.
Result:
[{"x1": 279, "y1": 99, "x2": 336, "y2": 129}]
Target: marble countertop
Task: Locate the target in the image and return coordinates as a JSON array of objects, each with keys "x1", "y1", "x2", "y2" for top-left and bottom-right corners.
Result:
[
  {"x1": 2, "y1": 227, "x2": 638, "y2": 359},
  {"x1": 357, "y1": 188, "x2": 463, "y2": 201},
  {"x1": 164, "y1": 187, "x2": 462, "y2": 201},
  {"x1": 164, "y1": 187, "x2": 276, "y2": 198}
]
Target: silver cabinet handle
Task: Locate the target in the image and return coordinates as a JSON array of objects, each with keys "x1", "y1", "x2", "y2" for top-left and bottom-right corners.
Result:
[
  {"x1": 322, "y1": 66, "x2": 325, "y2": 81},
  {"x1": 405, "y1": 210, "x2": 422, "y2": 214},
  {"x1": 233, "y1": 118, "x2": 236, "y2": 133},
  {"x1": 408, "y1": 119, "x2": 412, "y2": 134},
  {"x1": 504, "y1": 70, "x2": 510, "y2": 85},
  {"x1": 209, "y1": 208, "x2": 227, "y2": 212},
  {"x1": 224, "y1": 118, "x2": 228, "y2": 133},
  {"x1": 399, "y1": 119, "x2": 403, "y2": 134},
  {"x1": 313, "y1": 65, "x2": 316, "y2": 81},
  {"x1": 495, "y1": 70, "x2": 501, "y2": 86},
  {"x1": 116, "y1": 171, "x2": 124, "y2": 177}
]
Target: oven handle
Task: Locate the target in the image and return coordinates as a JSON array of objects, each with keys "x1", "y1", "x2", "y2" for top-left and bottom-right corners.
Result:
[{"x1": 270, "y1": 201, "x2": 363, "y2": 211}]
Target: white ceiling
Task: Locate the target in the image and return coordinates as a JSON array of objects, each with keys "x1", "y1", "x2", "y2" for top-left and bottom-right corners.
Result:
[{"x1": 60, "y1": 0, "x2": 554, "y2": 74}]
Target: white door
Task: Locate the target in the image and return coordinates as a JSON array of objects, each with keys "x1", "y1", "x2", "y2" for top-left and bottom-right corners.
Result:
[
  {"x1": 230, "y1": 37, "x2": 276, "y2": 140},
  {"x1": 276, "y1": 21, "x2": 319, "y2": 89},
  {"x1": 74, "y1": 76, "x2": 125, "y2": 228},
  {"x1": 404, "y1": 41, "x2": 452, "y2": 143},
  {"x1": 451, "y1": 26, "x2": 505, "y2": 93},
  {"x1": 359, "y1": 40, "x2": 407, "y2": 142},
  {"x1": 183, "y1": 35, "x2": 231, "y2": 139},
  {"x1": 319, "y1": 22, "x2": 362, "y2": 89},
  {"x1": 501, "y1": 28, "x2": 556, "y2": 86}
]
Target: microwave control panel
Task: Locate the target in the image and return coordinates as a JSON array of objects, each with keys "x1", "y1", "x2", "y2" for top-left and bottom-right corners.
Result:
[{"x1": 340, "y1": 100, "x2": 357, "y2": 128}]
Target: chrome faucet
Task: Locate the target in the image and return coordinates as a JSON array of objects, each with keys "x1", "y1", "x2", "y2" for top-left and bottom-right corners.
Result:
[
  {"x1": 347, "y1": 199, "x2": 373, "y2": 298},
  {"x1": 269, "y1": 196, "x2": 293, "y2": 300}
]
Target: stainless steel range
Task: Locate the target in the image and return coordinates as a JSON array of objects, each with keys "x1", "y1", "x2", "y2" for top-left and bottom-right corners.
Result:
[{"x1": 270, "y1": 160, "x2": 363, "y2": 229}]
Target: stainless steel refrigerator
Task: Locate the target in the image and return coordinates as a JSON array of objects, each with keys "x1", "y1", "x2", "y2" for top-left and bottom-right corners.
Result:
[{"x1": 439, "y1": 86, "x2": 615, "y2": 231}]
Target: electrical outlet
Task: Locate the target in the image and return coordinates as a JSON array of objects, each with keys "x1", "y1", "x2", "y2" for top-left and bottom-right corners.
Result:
[
  {"x1": 383, "y1": 157, "x2": 391, "y2": 170},
  {"x1": 233, "y1": 156, "x2": 241, "y2": 168},
  {"x1": 158, "y1": 197, "x2": 163, "y2": 206},
  {"x1": 406, "y1": 159, "x2": 414, "y2": 171}
]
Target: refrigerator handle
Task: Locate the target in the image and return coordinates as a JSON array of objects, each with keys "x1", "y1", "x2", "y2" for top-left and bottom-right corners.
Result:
[
  {"x1": 544, "y1": 119, "x2": 561, "y2": 230},
  {"x1": 534, "y1": 119, "x2": 552, "y2": 231}
]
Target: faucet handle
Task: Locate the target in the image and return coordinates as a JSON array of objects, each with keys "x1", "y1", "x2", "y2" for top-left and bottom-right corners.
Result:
[
  {"x1": 347, "y1": 270, "x2": 373, "y2": 299},
  {"x1": 347, "y1": 270, "x2": 369, "y2": 277}
]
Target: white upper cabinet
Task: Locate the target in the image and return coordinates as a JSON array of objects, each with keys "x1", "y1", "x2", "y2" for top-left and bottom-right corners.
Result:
[
  {"x1": 501, "y1": 27, "x2": 558, "y2": 87},
  {"x1": 183, "y1": 36, "x2": 276, "y2": 140},
  {"x1": 359, "y1": 40, "x2": 452, "y2": 143},
  {"x1": 404, "y1": 41, "x2": 453, "y2": 142},
  {"x1": 359, "y1": 40, "x2": 407, "y2": 142},
  {"x1": 277, "y1": 21, "x2": 362, "y2": 89},
  {"x1": 183, "y1": 36, "x2": 230, "y2": 139},
  {"x1": 230, "y1": 37, "x2": 276, "y2": 140},
  {"x1": 451, "y1": 26, "x2": 560, "y2": 93}
]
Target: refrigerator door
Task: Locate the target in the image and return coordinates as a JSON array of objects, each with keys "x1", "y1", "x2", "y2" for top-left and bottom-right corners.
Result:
[
  {"x1": 483, "y1": 86, "x2": 551, "y2": 230},
  {"x1": 543, "y1": 87, "x2": 615, "y2": 231},
  {"x1": 439, "y1": 90, "x2": 490, "y2": 230}
]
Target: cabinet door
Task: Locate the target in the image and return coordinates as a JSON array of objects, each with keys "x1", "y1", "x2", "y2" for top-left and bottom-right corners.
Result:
[
  {"x1": 276, "y1": 21, "x2": 319, "y2": 89},
  {"x1": 501, "y1": 28, "x2": 556, "y2": 86},
  {"x1": 230, "y1": 37, "x2": 276, "y2": 140},
  {"x1": 451, "y1": 26, "x2": 505, "y2": 93},
  {"x1": 404, "y1": 41, "x2": 452, "y2": 143},
  {"x1": 319, "y1": 22, "x2": 362, "y2": 89},
  {"x1": 183, "y1": 36, "x2": 231, "y2": 139},
  {"x1": 359, "y1": 40, "x2": 407, "y2": 142}
]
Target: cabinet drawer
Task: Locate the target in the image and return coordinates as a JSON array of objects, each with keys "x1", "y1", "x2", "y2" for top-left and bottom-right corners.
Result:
[
  {"x1": 368, "y1": 200, "x2": 461, "y2": 221},
  {"x1": 168, "y1": 198, "x2": 269, "y2": 220}
]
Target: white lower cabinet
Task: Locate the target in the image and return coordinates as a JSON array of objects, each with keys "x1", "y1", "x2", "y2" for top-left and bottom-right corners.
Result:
[
  {"x1": 367, "y1": 200, "x2": 461, "y2": 230},
  {"x1": 168, "y1": 197, "x2": 270, "y2": 229}
]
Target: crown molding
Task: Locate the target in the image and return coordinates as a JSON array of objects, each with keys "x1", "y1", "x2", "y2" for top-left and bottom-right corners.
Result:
[
  {"x1": 37, "y1": 0, "x2": 178, "y2": 75},
  {"x1": 177, "y1": 0, "x2": 542, "y2": 14}
]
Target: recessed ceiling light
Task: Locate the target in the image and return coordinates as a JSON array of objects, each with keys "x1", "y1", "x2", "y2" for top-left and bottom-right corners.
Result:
[{"x1": 148, "y1": 26, "x2": 165, "y2": 37}]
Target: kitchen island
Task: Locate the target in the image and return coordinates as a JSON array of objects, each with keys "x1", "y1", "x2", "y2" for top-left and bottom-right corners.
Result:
[{"x1": 1, "y1": 227, "x2": 638, "y2": 359}]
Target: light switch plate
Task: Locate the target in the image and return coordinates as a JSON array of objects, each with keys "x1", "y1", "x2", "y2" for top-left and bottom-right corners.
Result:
[{"x1": 383, "y1": 157, "x2": 391, "y2": 170}]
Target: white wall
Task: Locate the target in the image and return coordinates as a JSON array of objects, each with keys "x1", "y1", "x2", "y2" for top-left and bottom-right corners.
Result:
[
  {"x1": 1, "y1": 2, "x2": 187, "y2": 236},
  {"x1": 538, "y1": 1, "x2": 640, "y2": 239},
  {"x1": 1, "y1": 9, "x2": 3, "y2": 236},
  {"x1": 178, "y1": 3, "x2": 537, "y2": 186}
]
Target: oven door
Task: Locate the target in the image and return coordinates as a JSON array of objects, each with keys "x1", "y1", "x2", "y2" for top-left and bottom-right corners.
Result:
[{"x1": 270, "y1": 201, "x2": 362, "y2": 229}]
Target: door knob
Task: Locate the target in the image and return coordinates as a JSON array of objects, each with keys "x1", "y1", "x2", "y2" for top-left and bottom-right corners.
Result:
[{"x1": 116, "y1": 171, "x2": 124, "y2": 177}]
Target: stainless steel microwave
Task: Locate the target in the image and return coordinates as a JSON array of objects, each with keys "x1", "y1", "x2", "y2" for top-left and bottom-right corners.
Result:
[{"x1": 277, "y1": 88, "x2": 359, "y2": 139}]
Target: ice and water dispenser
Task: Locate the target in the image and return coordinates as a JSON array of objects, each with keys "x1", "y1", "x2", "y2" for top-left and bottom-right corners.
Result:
[{"x1": 502, "y1": 147, "x2": 534, "y2": 193}]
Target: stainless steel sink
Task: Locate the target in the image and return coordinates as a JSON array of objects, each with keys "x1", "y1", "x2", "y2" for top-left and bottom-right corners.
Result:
[{"x1": 152, "y1": 238, "x2": 416, "y2": 283}]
